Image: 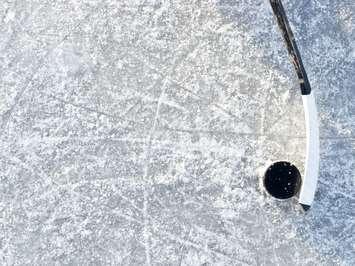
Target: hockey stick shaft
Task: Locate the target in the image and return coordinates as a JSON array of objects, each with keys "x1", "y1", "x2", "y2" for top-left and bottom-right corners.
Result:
[{"x1": 269, "y1": 0, "x2": 311, "y2": 95}]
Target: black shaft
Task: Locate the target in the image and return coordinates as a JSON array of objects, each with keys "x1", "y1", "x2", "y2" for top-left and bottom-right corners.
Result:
[{"x1": 270, "y1": 0, "x2": 311, "y2": 95}]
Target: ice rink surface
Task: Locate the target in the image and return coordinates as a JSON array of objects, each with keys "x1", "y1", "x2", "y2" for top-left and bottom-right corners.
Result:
[{"x1": 0, "y1": 0, "x2": 354, "y2": 265}]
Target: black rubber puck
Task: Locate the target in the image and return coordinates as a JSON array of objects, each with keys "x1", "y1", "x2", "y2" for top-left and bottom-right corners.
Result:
[{"x1": 263, "y1": 161, "x2": 302, "y2": 199}]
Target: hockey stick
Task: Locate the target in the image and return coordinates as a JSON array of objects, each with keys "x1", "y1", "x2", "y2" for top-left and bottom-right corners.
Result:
[{"x1": 269, "y1": 0, "x2": 319, "y2": 211}]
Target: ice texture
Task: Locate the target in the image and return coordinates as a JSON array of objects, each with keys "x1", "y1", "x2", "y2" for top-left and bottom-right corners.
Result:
[{"x1": 0, "y1": 0, "x2": 354, "y2": 265}]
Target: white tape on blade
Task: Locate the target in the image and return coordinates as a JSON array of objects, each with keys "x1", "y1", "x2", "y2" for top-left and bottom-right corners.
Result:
[{"x1": 299, "y1": 92, "x2": 320, "y2": 206}]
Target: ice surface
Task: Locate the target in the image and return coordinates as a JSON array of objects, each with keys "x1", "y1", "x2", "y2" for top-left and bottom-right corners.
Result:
[{"x1": 0, "y1": 0, "x2": 354, "y2": 265}]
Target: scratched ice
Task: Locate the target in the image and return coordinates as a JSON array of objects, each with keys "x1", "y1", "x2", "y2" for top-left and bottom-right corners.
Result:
[{"x1": 0, "y1": 0, "x2": 354, "y2": 265}]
